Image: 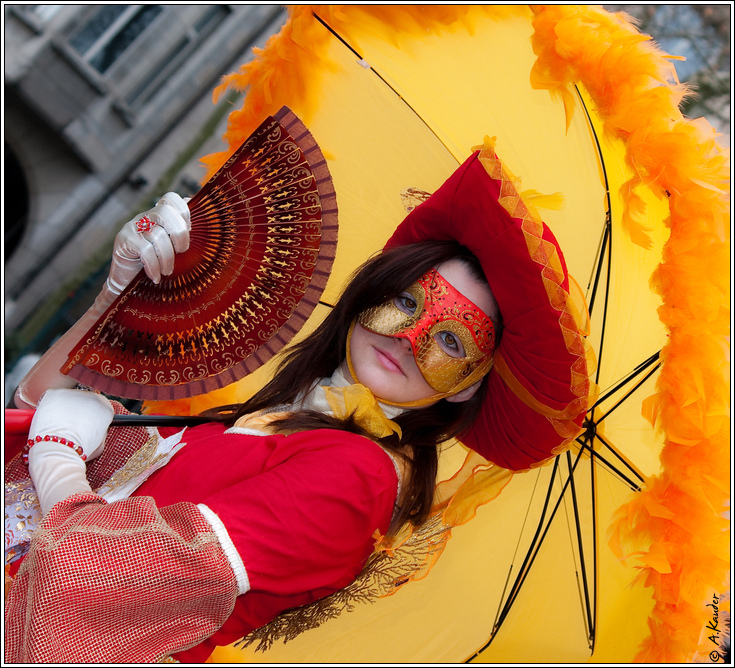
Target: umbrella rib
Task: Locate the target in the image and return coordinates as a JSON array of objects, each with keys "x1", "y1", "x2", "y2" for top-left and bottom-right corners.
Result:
[
  {"x1": 573, "y1": 351, "x2": 660, "y2": 490},
  {"x1": 565, "y1": 449, "x2": 596, "y2": 647},
  {"x1": 312, "y1": 12, "x2": 362, "y2": 58},
  {"x1": 573, "y1": 83, "x2": 614, "y2": 386},
  {"x1": 589, "y1": 442, "x2": 599, "y2": 654},
  {"x1": 594, "y1": 223, "x2": 614, "y2": 387},
  {"x1": 585, "y1": 220, "x2": 611, "y2": 316},
  {"x1": 559, "y1": 461, "x2": 590, "y2": 640},
  {"x1": 468, "y1": 458, "x2": 562, "y2": 660},
  {"x1": 589, "y1": 434, "x2": 646, "y2": 488},
  {"x1": 576, "y1": 439, "x2": 643, "y2": 490},
  {"x1": 506, "y1": 457, "x2": 561, "y2": 584},
  {"x1": 491, "y1": 468, "x2": 545, "y2": 633},
  {"x1": 572, "y1": 82, "x2": 650, "y2": 521},
  {"x1": 592, "y1": 351, "x2": 661, "y2": 412},
  {"x1": 595, "y1": 360, "x2": 661, "y2": 426},
  {"x1": 475, "y1": 449, "x2": 590, "y2": 657},
  {"x1": 311, "y1": 12, "x2": 458, "y2": 161},
  {"x1": 574, "y1": 82, "x2": 612, "y2": 320}
]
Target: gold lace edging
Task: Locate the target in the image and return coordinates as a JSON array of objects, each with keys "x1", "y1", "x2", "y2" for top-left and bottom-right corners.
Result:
[
  {"x1": 477, "y1": 137, "x2": 599, "y2": 432},
  {"x1": 236, "y1": 446, "x2": 514, "y2": 653},
  {"x1": 236, "y1": 512, "x2": 452, "y2": 652}
]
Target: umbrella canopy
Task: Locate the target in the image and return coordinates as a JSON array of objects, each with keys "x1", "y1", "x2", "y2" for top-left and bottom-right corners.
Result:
[{"x1": 142, "y1": 5, "x2": 729, "y2": 663}]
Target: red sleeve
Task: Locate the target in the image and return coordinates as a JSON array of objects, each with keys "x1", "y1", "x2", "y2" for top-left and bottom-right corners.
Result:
[
  {"x1": 174, "y1": 430, "x2": 399, "y2": 661},
  {"x1": 200, "y1": 429, "x2": 398, "y2": 597},
  {"x1": 4, "y1": 493, "x2": 239, "y2": 663}
]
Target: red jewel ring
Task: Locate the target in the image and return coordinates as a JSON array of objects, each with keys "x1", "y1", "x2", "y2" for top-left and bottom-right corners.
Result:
[{"x1": 135, "y1": 215, "x2": 156, "y2": 234}]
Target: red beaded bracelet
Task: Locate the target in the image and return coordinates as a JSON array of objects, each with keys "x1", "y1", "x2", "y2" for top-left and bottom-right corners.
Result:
[{"x1": 23, "y1": 434, "x2": 86, "y2": 464}]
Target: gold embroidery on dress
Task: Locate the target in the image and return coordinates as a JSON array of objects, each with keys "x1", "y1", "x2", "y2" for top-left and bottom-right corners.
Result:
[
  {"x1": 235, "y1": 447, "x2": 515, "y2": 653},
  {"x1": 236, "y1": 512, "x2": 452, "y2": 652},
  {"x1": 94, "y1": 432, "x2": 166, "y2": 497},
  {"x1": 5, "y1": 481, "x2": 40, "y2": 532}
]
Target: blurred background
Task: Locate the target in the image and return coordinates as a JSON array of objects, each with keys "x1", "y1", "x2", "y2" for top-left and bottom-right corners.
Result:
[{"x1": 3, "y1": 4, "x2": 731, "y2": 403}]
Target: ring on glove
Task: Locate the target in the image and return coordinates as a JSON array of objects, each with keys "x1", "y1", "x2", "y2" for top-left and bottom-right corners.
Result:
[
  {"x1": 23, "y1": 434, "x2": 87, "y2": 464},
  {"x1": 135, "y1": 215, "x2": 156, "y2": 234}
]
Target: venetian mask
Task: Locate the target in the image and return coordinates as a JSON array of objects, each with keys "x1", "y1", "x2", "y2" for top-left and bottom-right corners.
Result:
[{"x1": 352, "y1": 269, "x2": 496, "y2": 399}]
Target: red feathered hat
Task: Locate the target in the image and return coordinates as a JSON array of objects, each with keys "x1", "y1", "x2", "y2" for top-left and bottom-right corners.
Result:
[{"x1": 385, "y1": 138, "x2": 598, "y2": 470}]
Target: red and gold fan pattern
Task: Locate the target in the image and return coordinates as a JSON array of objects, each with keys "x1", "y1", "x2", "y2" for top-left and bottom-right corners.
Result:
[{"x1": 63, "y1": 108, "x2": 338, "y2": 400}]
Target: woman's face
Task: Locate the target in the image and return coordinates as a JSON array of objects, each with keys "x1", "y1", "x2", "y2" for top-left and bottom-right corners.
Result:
[{"x1": 342, "y1": 259, "x2": 498, "y2": 405}]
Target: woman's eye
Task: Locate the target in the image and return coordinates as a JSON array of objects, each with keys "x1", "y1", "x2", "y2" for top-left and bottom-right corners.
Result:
[
  {"x1": 436, "y1": 331, "x2": 465, "y2": 357},
  {"x1": 394, "y1": 294, "x2": 417, "y2": 315}
]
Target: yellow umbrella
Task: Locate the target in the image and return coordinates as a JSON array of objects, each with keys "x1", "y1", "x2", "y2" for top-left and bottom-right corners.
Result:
[{"x1": 142, "y1": 5, "x2": 729, "y2": 663}]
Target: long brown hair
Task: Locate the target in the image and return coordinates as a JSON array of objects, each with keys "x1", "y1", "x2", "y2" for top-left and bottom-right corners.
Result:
[{"x1": 204, "y1": 242, "x2": 495, "y2": 533}]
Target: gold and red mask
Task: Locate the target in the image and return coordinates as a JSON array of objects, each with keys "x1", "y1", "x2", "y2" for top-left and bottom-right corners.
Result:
[{"x1": 350, "y1": 270, "x2": 496, "y2": 402}]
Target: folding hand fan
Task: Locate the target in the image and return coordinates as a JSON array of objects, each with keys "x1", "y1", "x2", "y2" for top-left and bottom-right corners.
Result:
[{"x1": 62, "y1": 107, "x2": 338, "y2": 400}]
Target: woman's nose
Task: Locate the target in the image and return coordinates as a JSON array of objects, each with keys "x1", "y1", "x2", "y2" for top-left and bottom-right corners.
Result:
[{"x1": 393, "y1": 334, "x2": 414, "y2": 354}]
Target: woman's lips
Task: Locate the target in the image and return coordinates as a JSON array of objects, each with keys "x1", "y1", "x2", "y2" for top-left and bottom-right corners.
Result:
[{"x1": 374, "y1": 347, "x2": 404, "y2": 375}]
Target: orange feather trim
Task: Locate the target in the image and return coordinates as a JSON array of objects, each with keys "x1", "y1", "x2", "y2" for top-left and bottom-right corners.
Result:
[{"x1": 529, "y1": 4, "x2": 730, "y2": 662}]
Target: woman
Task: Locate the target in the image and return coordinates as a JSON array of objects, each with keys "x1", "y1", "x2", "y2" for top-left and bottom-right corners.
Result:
[{"x1": 5, "y1": 141, "x2": 595, "y2": 662}]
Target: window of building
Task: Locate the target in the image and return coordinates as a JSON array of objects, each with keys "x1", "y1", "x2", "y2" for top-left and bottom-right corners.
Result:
[
  {"x1": 124, "y1": 5, "x2": 230, "y2": 107},
  {"x1": 10, "y1": 4, "x2": 65, "y2": 33},
  {"x1": 69, "y1": 5, "x2": 163, "y2": 74},
  {"x1": 28, "y1": 5, "x2": 64, "y2": 22}
]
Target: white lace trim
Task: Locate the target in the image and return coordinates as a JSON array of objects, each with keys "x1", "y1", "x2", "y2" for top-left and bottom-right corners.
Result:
[
  {"x1": 224, "y1": 426, "x2": 269, "y2": 436},
  {"x1": 197, "y1": 503, "x2": 250, "y2": 596}
]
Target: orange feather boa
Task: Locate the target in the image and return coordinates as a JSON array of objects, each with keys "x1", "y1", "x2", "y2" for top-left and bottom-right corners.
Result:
[{"x1": 528, "y1": 6, "x2": 730, "y2": 662}]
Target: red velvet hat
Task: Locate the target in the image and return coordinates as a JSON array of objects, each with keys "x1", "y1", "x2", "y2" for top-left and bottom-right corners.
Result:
[{"x1": 385, "y1": 138, "x2": 598, "y2": 470}]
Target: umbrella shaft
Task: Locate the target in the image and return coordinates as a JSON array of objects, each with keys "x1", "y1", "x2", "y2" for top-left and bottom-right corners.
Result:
[{"x1": 111, "y1": 415, "x2": 213, "y2": 427}]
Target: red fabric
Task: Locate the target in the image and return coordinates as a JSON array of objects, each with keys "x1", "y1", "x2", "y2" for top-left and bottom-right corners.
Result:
[
  {"x1": 142, "y1": 422, "x2": 398, "y2": 661},
  {"x1": 5, "y1": 493, "x2": 239, "y2": 663},
  {"x1": 386, "y1": 152, "x2": 588, "y2": 470},
  {"x1": 5, "y1": 422, "x2": 398, "y2": 663},
  {"x1": 4, "y1": 409, "x2": 34, "y2": 460}
]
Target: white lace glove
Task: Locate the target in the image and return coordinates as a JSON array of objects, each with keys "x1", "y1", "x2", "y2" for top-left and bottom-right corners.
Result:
[
  {"x1": 27, "y1": 389, "x2": 115, "y2": 515},
  {"x1": 106, "y1": 191, "x2": 191, "y2": 295}
]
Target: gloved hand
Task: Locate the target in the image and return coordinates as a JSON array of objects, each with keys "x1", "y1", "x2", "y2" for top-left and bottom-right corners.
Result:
[
  {"x1": 106, "y1": 192, "x2": 191, "y2": 295},
  {"x1": 27, "y1": 389, "x2": 115, "y2": 515},
  {"x1": 13, "y1": 193, "x2": 191, "y2": 410},
  {"x1": 28, "y1": 388, "x2": 114, "y2": 461}
]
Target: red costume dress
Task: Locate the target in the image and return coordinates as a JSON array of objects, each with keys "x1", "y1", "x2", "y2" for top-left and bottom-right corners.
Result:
[{"x1": 5, "y1": 420, "x2": 399, "y2": 663}]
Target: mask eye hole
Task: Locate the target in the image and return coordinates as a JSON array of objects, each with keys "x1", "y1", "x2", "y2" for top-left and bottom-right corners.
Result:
[
  {"x1": 435, "y1": 330, "x2": 466, "y2": 358},
  {"x1": 394, "y1": 293, "x2": 418, "y2": 316}
]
